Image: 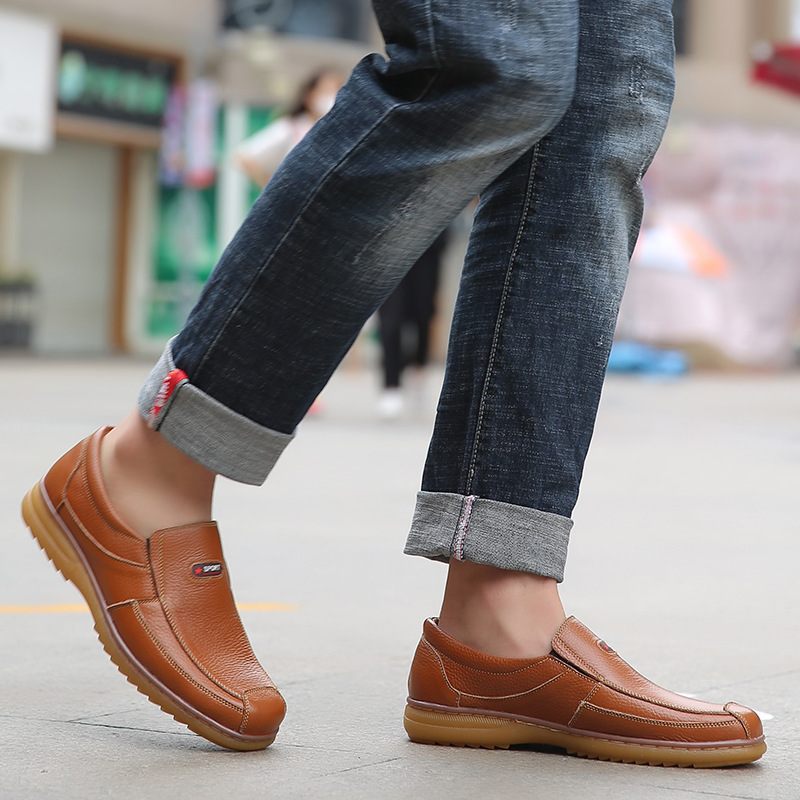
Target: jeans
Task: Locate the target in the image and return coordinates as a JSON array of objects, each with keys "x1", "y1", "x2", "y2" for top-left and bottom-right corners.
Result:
[{"x1": 138, "y1": 0, "x2": 675, "y2": 582}]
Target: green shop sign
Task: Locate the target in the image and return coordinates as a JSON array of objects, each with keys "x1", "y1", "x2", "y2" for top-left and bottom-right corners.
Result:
[{"x1": 57, "y1": 38, "x2": 178, "y2": 129}]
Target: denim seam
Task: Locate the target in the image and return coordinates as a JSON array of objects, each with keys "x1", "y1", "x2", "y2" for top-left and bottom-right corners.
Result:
[
  {"x1": 192, "y1": 73, "x2": 442, "y2": 385},
  {"x1": 464, "y1": 143, "x2": 541, "y2": 494},
  {"x1": 450, "y1": 493, "x2": 476, "y2": 561},
  {"x1": 424, "y1": 0, "x2": 440, "y2": 67},
  {"x1": 404, "y1": 491, "x2": 571, "y2": 581},
  {"x1": 630, "y1": 58, "x2": 648, "y2": 185}
]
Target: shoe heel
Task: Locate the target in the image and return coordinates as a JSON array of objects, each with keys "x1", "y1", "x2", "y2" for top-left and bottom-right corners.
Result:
[
  {"x1": 403, "y1": 703, "x2": 531, "y2": 750},
  {"x1": 21, "y1": 482, "x2": 83, "y2": 589}
]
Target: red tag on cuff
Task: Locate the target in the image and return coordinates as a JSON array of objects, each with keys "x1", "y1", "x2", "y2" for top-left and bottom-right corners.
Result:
[{"x1": 150, "y1": 368, "x2": 188, "y2": 424}]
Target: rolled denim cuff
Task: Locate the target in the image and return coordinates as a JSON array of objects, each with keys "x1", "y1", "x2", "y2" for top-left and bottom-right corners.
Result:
[
  {"x1": 136, "y1": 339, "x2": 293, "y2": 485},
  {"x1": 404, "y1": 491, "x2": 572, "y2": 582}
]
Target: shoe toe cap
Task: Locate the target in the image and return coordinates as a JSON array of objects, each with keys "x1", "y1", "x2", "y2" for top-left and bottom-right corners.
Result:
[
  {"x1": 240, "y1": 686, "x2": 286, "y2": 737},
  {"x1": 724, "y1": 702, "x2": 764, "y2": 740}
]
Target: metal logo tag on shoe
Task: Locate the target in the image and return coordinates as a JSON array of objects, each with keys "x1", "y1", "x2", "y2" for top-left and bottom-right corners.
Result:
[
  {"x1": 596, "y1": 639, "x2": 616, "y2": 654},
  {"x1": 192, "y1": 561, "x2": 223, "y2": 578}
]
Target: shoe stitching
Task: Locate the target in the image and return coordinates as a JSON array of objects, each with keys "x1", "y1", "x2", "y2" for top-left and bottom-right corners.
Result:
[
  {"x1": 57, "y1": 442, "x2": 85, "y2": 508},
  {"x1": 239, "y1": 686, "x2": 280, "y2": 734},
  {"x1": 437, "y1": 646, "x2": 557, "y2": 676},
  {"x1": 129, "y1": 599, "x2": 241, "y2": 713},
  {"x1": 62, "y1": 497, "x2": 147, "y2": 568},
  {"x1": 414, "y1": 705, "x2": 763, "y2": 751},
  {"x1": 552, "y1": 616, "x2": 575, "y2": 640},
  {"x1": 552, "y1": 633, "x2": 599, "y2": 676},
  {"x1": 427, "y1": 640, "x2": 572, "y2": 701},
  {"x1": 567, "y1": 683, "x2": 600, "y2": 728},
  {"x1": 724, "y1": 704, "x2": 752, "y2": 738},
  {"x1": 421, "y1": 638, "x2": 462, "y2": 707},
  {"x1": 457, "y1": 671, "x2": 566, "y2": 701},
  {"x1": 152, "y1": 539, "x2": 245, "y2": 701},
  {"x1": 106, "y1": 597, "x2": 156, "y2": 611},
  {"x1": 139, "y1": 595, "x2": 271, "y2": 706},
  {"x1": 554, "y1": 636, "x2": 727, "y2": 715},
  {"x1": 240, "y1": 690, "x2": 251, "y2": 734},
  {"x1": 581, "y1": 703, "x2": 740, "y2": 729}
]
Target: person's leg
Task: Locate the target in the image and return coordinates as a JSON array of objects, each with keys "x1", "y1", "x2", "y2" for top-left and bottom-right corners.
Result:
[
  {"x1": 107, "y1": 0, "x2": 579, "y2": 537},
  {"x1": 405, "y1": 0, "x2": 676, "y2": 657},
  {"x1": 376, "y1": 281, "x2": 407, "y2": 417},
  {"x1": 402, "y1": 2, "x2": 765, "y2": 767},
  {"x1": 405, "y1": 238, "x2": 444, "y2": 368},
  {"x1": 378, "y1": 283, "x2": 406, "y2": 389}
]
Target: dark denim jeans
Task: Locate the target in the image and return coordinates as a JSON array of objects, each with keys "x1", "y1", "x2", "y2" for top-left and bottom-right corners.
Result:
[{"x1": 139, "y1": 0, "x2": 675, "y2": 581}]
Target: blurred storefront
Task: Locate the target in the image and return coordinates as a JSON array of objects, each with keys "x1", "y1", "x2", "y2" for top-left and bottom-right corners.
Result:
[
  {"x1": 672, "y1": 0, "x2": 800, "y2": 126},
  {"x1": 0, "y1": 1, "x2": 217, "y2": 354},
  {"x1": 146, "y1": 1, "x2": 372, "y2": 347},
  {"x1": 1, "y1": 0, "x2": 798, "y2": 367},
  {"x1": 0, "y1": 0, "x2": 372, "y2": 356},
  {"x1": 617, "y1": 0, "x2": 800, "y2": 371}
]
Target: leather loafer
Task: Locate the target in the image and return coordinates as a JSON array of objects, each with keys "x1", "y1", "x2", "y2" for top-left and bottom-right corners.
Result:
[
  {"x1": 404, "y1": 617, "x2": 766, "y2": 767},
  {"x1": 22, "y1": 427, "x2": 285, "y2": 751}
]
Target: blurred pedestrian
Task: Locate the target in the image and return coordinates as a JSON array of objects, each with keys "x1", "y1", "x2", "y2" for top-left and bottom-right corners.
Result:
[
  {"x1": 22, "y1": 0, "x2": 765, "y2": 767},
  {"x1": 235, "y1": 69, "x2": 345, "y2": 419},
  {"x1": 235, "y1": 69, "x2": 345, "y2": 187},
  {"x1": 377, "y1": 229, "x2": 447, "y2": 418}
]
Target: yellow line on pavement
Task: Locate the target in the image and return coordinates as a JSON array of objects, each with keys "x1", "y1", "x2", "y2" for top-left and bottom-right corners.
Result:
[
  {"x1": 0, "y1": 603, "x2": 89, "y2": 614},
  {"x1": 237, "y1": 602, "x2": 296, "y2": 612},
  {"x1": 0, "y1": 602, "x2": 296, "y2": 614}
]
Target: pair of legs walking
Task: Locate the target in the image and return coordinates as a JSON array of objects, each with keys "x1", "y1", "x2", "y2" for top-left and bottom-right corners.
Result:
[
  {"x1": 23, "y1": 0, "x2": 766, "y2": 766},
  {"x1": 133, "y1": 0, "x2": 671, "y2": 585},
  {"x1": 377, "y1": 231, "x2": 444, "y2": 394}
]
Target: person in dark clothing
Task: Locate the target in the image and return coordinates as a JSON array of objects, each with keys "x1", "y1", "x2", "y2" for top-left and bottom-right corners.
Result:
[{"x1": 377, "y1": 230, "x2": 448, "y2": 417}]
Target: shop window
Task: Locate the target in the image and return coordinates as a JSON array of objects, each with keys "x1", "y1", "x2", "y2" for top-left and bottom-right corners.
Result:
[{"x1": 222, "y1": 0, "x2": 372, "y2": 43}]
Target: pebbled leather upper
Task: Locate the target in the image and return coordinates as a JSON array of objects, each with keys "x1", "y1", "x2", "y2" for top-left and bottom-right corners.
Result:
[
  {"x1": 43, "y1": 427, "x2": 285, "y2": 737},
  {"x1": 408, "y1": 617, "x2": 763, "y2": 744}
]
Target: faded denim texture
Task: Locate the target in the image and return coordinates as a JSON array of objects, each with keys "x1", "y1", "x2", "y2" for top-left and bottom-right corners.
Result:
[{"x1": 139, "y1": 0, "x2": 675, "y2": 581}]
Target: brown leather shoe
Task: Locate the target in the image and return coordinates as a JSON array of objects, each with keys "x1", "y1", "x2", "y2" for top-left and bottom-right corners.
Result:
[
  {"x1": 404, "y1": 617, "x2": 766, "y2": 767},
  {"x1": 21, "y1": 427, "x2": 285, "y2": 751}
]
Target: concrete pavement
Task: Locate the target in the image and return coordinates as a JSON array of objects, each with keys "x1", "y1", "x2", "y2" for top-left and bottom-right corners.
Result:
[{"x1": 1, "y1": 357, "x2": 798, "y2": 799}]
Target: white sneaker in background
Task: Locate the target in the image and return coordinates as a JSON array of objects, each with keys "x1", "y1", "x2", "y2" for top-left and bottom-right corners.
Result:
[
  {"x1": 406, "y1": 367, "x2": 428, "y2": 412},
  {"x1": 377, "y1": 388, "x2": 404, "y2": 420}
]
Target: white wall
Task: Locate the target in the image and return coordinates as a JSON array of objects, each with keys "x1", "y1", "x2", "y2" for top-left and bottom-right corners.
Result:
[
  {"x1": 18, "y1": 138, "x2": 116, "y2": 353},
  {"x1": 124, "y1": 149, "x2": 161, "y2": 357}
]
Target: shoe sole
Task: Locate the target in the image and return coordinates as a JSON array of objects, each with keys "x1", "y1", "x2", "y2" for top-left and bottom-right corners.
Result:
[
  {"x1": 403, "y1": 703, "x2": 766, "y2": 768},
  {"x1": 22, "y1": 481, "x2": 277, "y2": 752}
]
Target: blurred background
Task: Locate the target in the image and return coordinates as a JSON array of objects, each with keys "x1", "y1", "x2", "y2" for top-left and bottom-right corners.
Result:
[{"x1": 0, "y1": 0, "x2": 798, "y2": 375}]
